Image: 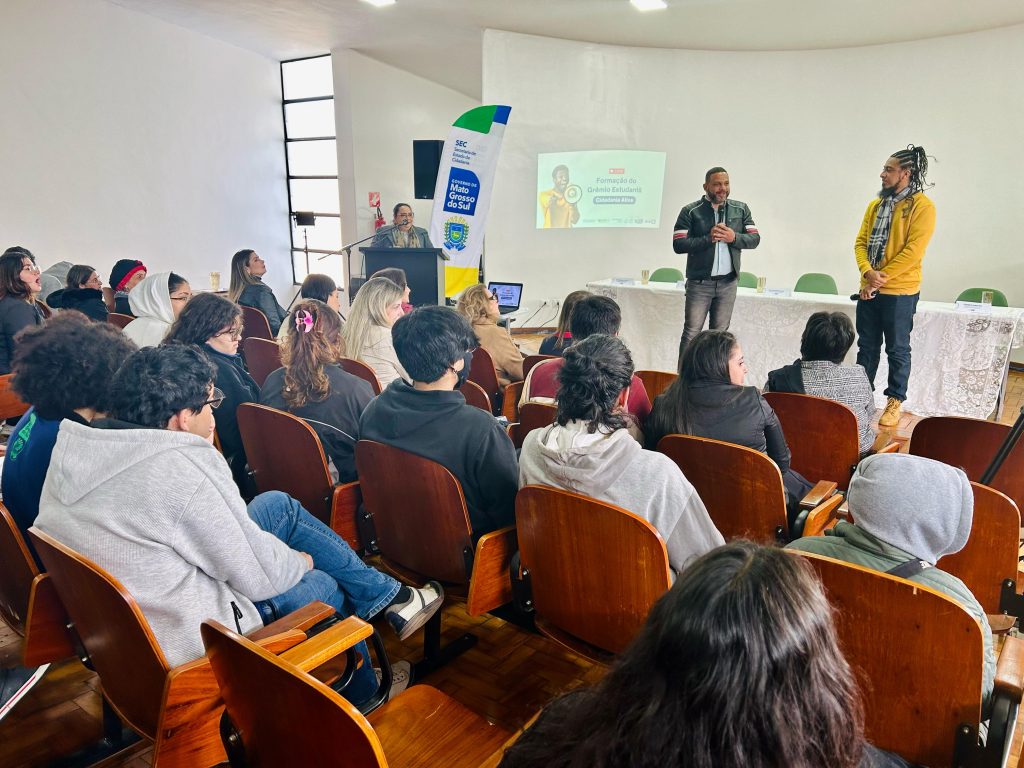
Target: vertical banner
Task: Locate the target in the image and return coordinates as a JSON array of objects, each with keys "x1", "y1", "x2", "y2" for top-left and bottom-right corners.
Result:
[{"x1": 428, "y1": 104, "x2": 511, "y2": 297}]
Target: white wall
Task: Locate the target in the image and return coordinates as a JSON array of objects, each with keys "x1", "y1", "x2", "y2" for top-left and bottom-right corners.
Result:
[
  {"x1": 483, "y1": 28, "x2": 1024, "y2": 325},
  {"x1": 0, "y1": 0, "x2": 293, "y2": 300},
  {"x1": 332, "y1": 50, "x2": 476, "y2": 289}
]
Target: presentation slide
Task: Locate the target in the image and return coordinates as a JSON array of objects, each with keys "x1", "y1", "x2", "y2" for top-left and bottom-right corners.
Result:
[{"x1": 536, "y1": 150, "x2": 666, "y2": 229}]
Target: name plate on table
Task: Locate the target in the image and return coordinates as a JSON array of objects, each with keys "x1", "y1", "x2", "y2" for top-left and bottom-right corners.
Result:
[
  {"x1": 611, "y1": 277, "x2": 636, "y2": 286},
  {"x1": 954, "y1": 300, "x2": 993, "y2": 315},
  {"x1": 764, "y1": 288, "x2": 792, "y2": 298}
]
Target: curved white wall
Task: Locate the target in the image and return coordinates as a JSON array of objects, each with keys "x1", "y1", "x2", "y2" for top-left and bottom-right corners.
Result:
[{"x1": 483, "y1": 28, "x2": 1024, "y2": 321}]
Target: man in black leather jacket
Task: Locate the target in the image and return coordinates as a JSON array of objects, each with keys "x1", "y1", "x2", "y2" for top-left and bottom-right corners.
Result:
[{"x1": 672, "y1": 167, "x2": 760, "y2": 364}]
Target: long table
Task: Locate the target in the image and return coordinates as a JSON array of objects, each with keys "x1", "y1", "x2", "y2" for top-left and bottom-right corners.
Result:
[{"x1": 587, "y1": 279, "x2": 1024, "y2": 419}]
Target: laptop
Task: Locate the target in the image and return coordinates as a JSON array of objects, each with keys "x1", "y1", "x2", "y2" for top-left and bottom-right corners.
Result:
[{"x1": 488, "y1": 281, "x2": 523, "y2": 315}]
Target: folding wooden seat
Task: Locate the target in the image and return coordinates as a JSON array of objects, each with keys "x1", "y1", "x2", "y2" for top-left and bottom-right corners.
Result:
[
  {"x1": 507, "y1": 402, "x2": 557, "y2": 450},
  {"x1": 515, "y1": 485, "x2": 671, "y2": 663},
  {"x1": 501, "y1": 380, "x2": 524, "y2": 422},
  {"x1": 522, "y1": 354, "x2": 555, "y2": 378},
  {"x1": 29, "y1": 527, "x2": 344, "y2": 768},
  {"x1": 200, "y1": 618, "x2": 511, "y2": 768},
  {"x1": 355, "y1": 440, "x2": 516, "y2": 678},
  {"x1": 237, "y1": 403, "x2": 364, "y2": 551},
  {"x1": 239, "y1": 305, "x2": 273, "y2": 342},
  {"x1": 106, "y1": 312, "x2": 134, "y2": 329},
  {"x1": 0, "y1": 373, "x2": 29, "y2": 423},
  {"x1": 635, "y1": 369, "x2": 677, "y2": 402},
  {"x1": 909, "y1": 415, "x2": 1024, "y2": 510},
  {"x1": 461, "y1": 379, "x2": 493, "y2": 413},
  {"x1": 658, "y1": 434, "x2": 838, "y2": 542},
  {"x1": 340, "y1": 356, "x2": 383, "y2": 395},
  {"x1": 794, "y1": 551, "x2": 1024, "y2": 768},
  {"x1": 764, "y1": 391, "x2": 898, "y2": 491},
  {"x1": 241, "y1": 336, "x2": 281, "y2": 387},
  {"x1": 468, "y1": 345, "x2": 502, "y2": 415}
]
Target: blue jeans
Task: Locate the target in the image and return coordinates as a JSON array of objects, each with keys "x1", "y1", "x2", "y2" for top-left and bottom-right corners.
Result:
[
  {"x1": 248, "y1": 491, "x2": 400, "y2": 704},
  {"x1": 679, "y1": 276, "x2": 738, "y2": 365},
  {"x1": 855, "y1": 292, "x2": 919, "y2": 401}
]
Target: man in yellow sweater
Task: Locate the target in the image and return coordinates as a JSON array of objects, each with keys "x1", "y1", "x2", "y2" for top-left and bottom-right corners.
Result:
[{"x1": 854, "y1": 145, "x2": 935, "y2": 427}]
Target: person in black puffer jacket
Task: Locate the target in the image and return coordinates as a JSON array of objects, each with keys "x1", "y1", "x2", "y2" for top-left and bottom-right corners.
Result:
[{"x1": 46, "y1": 264, "x2": 108, "y2": 322}]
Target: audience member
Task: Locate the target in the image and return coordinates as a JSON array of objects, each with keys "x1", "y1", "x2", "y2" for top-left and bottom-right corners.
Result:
[
  {"x1": 35, "y1": 256, "x2": 72, "y2": 306},
  {"x1": 299, "y1": 273, "x2": 342, "y2": 311},
  {"x1": 499, "y1": 541, "x2": 909, "y2": 768},
  {"x1": 229, "y1": 248, "x2": 288, "y2": 335},
  {"x1": 108, "y1": 258, "x2": 147, "y2": 315},
  {"x1": 123, "y1": 271, "x2": 190, "y2": 348},
  {"x1": 645, "y1": 329, "x2": 811, "y2": 528},
  {"x1": 3, "y1": 313, "x2": 136, "y2": 563},
  {"x1": 521, "y1": 295, "x2": 651, "y2": 432},
  {"x1": 261, "y1": 299, "x2": 374, "y2": 484},
  {"x1": 359, "y1": 306, "x2": 517, "y2": 534},
  {"x1": 371, "y1": 267, "x2": 412, "y2": 313},
  {"x1": 340, "y1": 276, "x2": 407, "y2": 388},
  {"x1": 457, "y1": 283, "x2": 524, "y2": 387},
  {"x1": 538, "y1": 289, "x2": 591, "y2": 356},
  {"x1": 766, "y1": 311, "x2": 877, "y2": 454},
  {"x1": 0, "y1": 250, "x2": 46, "y2": 375},
  {"x1": 164, "y1": 293, "x2": 259, "y2": 494},
  {"x1": 45, "y1": 264, "x2": 108, "y2": 322},
  {"x1": 34, "y1": 344, "x2": 443, "y2": 704},
  {"x1": 787, "y1": 453, "x2": 994, "y2": 712},
  {"x1": 519, "y1": 334, "x2": 722, "y2": 573}
]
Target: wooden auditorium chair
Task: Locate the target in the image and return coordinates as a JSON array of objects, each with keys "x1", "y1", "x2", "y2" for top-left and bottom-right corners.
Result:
[
  {"x1": 501, "y1": 380, "x2": 524, "y2": 422},
  {"x1": 468, "y1": 346, "x2": 503, "y2": 415},
  {"x1": 241, "y1": 337, "x2": 281, "y2": 388},
  {"x1": 522, "y1": 354, "x2": 555, "y2": 378},
  {"x1": 237, "y1": 403, "x2": 364, "y2": 551},
  {"x1": 106, "y1": 312, "x2": 135, "y2": 330},
  {"x1": 355, "y1": 440, "x2": 516, "y2": 679},
  {"x1": 29, "y1": 527, "x2": 351, "y2": 768},
  {"x1": 515, "y1": 485, "x2": 671, "y2": 664},
  {"x1": 763, "y1": 391, "x2": 899, "y2": 491},
  {"x1": 794, "y1": 551, "x2": 1024, "y2": 768},
  {"x1": 239, "y1": 305, "x2": 274, "y2": 342},
  {"x1": 200, "y1": 618, "x2": 511, "y2": 768},
  {"x1": 0, "y1": 373, "x2": 29, "y2": 425},
  {"x1": 461, "y1": 379, "x2": 493, "y2": 413},
  {"x1": 339, "y1": 357, "x2": 383, "y2": 395},
  {"x1": 507, "y1": 401, "x2": 557, "y2": 450},
  {"x1": 658, "y1": 434, "x2": 839, "y2": 542},
  {"x1": 635, "y1": 369, "x2": 677, "y2": 402}
]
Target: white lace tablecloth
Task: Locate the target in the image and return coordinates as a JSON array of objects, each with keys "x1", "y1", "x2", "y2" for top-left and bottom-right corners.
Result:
[{"x1": 587, "y1": 279, "x2": 1024, "y2": 419}]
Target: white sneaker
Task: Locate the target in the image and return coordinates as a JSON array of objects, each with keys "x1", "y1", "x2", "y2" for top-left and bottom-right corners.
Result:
[
  {"x1": 374, "y1": 660, "x2": 412, "y2": 701},
  {"x1": 384, "y1": 582, "x2": 444, "y2": 641}
]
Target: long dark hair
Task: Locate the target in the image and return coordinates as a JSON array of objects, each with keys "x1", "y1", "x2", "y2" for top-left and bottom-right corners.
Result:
[
  {"x1": 498, "y1": 542, "x2": 866, "y2": 768},
  {"x1": 281, "y1": 299, "x2": 345, "y2": 408},
  {"x1": 164, "y1": 293, "x2": 242, "y2": 347},
  {"x1": 0, "y1": 252, "x2": 36, "y2": 301},
  {"x1": 66, "y1": 264, "x2": 96, "y2": 289},
  {"x1": 555, "y1": 334, "x2": 633, "y2": 433},
  {"x1": 646, "y1": 329, "x2": 737, "y2": 443},
  {"x1": 552, "y1": 290, "x2": 591, "y2": 350}
]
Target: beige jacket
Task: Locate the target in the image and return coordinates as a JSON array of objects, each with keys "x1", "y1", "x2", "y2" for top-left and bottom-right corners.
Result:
[
  {"x1": 473, "y1": 320, "x2": 524, "y2": 387},
  {"x1": 360, "y1": 324, "x2": 409, "y2": 388}
]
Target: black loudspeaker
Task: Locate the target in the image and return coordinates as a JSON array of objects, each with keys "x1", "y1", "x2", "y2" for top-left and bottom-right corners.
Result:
[{"x1": 413, "y1": 139, "x2": 445, "y2": 199}]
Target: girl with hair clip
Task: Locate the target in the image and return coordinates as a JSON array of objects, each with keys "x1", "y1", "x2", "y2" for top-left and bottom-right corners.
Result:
[
  {"x1": 260, "y1": 299, "x2": 375, "y2": 483},
  {"x1": 498, "y1": 541, "x2": 911, "y2": 768},
  {"x1": 339, "y1": 276, "x2": 408, "y2": 388}
]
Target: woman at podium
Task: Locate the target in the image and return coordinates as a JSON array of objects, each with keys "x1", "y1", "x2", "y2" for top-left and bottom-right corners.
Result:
[{"x1": 370, "y1": 203, "x2": 434, "y2": 249}]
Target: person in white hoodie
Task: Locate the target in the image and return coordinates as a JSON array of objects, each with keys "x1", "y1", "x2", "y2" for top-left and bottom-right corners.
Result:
[
  {"x1": 519, "y1": 334, "x2": 723, "y2": 574},
  {"x1": 122, "y1": 271, "x2": 190, "y2": 348},
  {"x1": 35, "y1": 344, "x2": 442, "y2": 704}
]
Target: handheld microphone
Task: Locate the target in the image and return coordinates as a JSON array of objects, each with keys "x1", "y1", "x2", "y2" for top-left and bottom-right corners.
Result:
[{"x1": 717, "y1": 204, "x2": 726, "y2": 225}]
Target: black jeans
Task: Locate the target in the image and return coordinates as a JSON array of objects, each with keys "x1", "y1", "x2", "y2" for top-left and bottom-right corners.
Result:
[
  {"x1": 678, "y1": 275, "x2": 737, "y2": 366},
  {"x1": 855, "y1": 292, "x2": 919, "y2": 401}
]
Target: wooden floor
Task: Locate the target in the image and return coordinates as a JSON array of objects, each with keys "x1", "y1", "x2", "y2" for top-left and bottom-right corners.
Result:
[{"x1": 1, "y1": 355, "x2": 1022, "y2": 767}]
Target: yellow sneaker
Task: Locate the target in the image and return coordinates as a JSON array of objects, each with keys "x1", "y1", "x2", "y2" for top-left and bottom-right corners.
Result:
[{"x1": 878, "y1": 397, "x2": 902, "y2": 428}]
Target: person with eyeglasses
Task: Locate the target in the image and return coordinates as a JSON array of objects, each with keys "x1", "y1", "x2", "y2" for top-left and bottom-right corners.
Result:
[
  {"x1": 164, "y1": 293, "x2": 260, "y2": 497},
  {"x1": 34, "y1": 344, "x2": 444, "y2": 708},
  {"x1": 122, "y1": 271, "x2": 191, "y2": 348},
  {"x1": 0, "y1": 249, "x2": 46, "y2": 375},
  {"x1": 456, "y1": 283, "x2": 524, "y2": 387},
  {"x1": 45, "y1": 264, "x2": 109, "y2": 322},
  {"x1": 370, "y1": 203, "x2": 434, "y2": 249}
]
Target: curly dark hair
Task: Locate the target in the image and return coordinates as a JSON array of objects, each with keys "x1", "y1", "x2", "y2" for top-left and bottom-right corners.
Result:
[
  {"x1": 164, "y1": 292, "x2": 241, "y2": 347},
  {"x1": 108, "y1": 344, "x2": 215, "y2": 428},
  {"x1": 11, "y1": 312, "x2": 137, "y2": 419},
  {"x1": 555, "y1": 334, "x2": 634, "y2": 433},
  {"x1": 392, "y1": 306, "x2": 477, "y2": 383},
  {"x1": 498, "y1": 542, "x2": 867, "y2": 768}
]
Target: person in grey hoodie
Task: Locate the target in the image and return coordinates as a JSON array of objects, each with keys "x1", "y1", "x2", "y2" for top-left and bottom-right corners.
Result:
[
  {"x1": 519, "y1": 334, "x2": 723, "y2": 574},
  {"x1": 787, "y1": 453, "x2": 995, "y2": 713},
  {"x1": 34, "y1": 345, "x2": 442, "y2": 704}
]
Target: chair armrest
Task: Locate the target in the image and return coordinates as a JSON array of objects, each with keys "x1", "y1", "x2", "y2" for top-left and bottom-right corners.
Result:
[
  {"x1": 330, "y1": 481, "x2": 363, "y2": 551},
  {"x1": 994, "y1": 635, "x2": 1024, "y2": 700},
  {"x1": 873, "y1": 439, "x2": 901, "y2": 454},
  {"x1": 247, "y1": 600, "x2": 335, "y2": 642},
  {"x1": 799, "y1": 480, "x2": 838, "y2": 511},
  {"x1": 252, "y1": 629, "x2": 307, "y2": 654},
  {"x1": 502, "y1": 382, "x2": 523, "y2": 422},
  {"x1": 988, "y1": 614, "x2": 1017, "y2": 635},
  {"x1": 278, "y1": 616, "x2": 373, "y2": 673},
  {"x1": 801, "y1": 494, "x2": 846, "y2": 538},
  {"x1": 467, "y1": 526, "x2": 517, "y2": 616}
]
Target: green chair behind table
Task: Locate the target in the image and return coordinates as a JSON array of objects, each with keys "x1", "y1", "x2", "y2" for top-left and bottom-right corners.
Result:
[
  {"x1": 649, "y1": 267, "x2": 684, "y2": 283},
  {"x1": 956, "y1": 288, "x2": 1009, "y2": 308},
  {"x1": 794, "y1": 272, "x2": 839, "y2": 295},
  {"x1": 738, "y1": 271, "x2": 758, "y2": 289}
]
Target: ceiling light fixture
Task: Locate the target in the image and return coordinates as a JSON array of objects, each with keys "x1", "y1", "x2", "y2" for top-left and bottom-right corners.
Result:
[
  {"x1": 361, "y1": 0, "x2": 396, "y2": 7},
  {"x1": 630, "y1": 0, "x2": 667, "y2": 9}
]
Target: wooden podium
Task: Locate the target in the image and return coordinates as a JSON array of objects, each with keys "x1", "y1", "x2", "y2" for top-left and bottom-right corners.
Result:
[{"x1": 359, "y1": 247, "x2": 448, "y2": 307}]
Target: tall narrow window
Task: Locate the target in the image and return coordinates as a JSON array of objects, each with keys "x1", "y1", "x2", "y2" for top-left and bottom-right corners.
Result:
[{"x1": 281, "y1": 54, "x2": 343, "y2": 285}]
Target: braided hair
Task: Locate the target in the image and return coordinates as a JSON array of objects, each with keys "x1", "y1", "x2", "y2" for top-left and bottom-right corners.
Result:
[{"x1": 890, "y1": 145, "x2": 932, "y2": 194}]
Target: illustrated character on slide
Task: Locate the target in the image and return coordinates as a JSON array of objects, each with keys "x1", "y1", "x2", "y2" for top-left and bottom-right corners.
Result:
[{"x1": 540, "y1": 165, "x2": 581, "y2": 228}]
